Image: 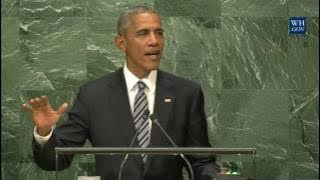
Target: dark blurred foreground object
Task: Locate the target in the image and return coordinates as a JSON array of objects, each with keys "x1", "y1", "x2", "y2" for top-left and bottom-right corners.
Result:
[
  {"x1": 217, "y1": 175, "x2": 255, "y2": 180},
  {"x1": 216, "y1": 175, "x2": 241, "y2": 180},
  {"x1": 218, "y1": 160, "x2": 255, "y2": 180}
]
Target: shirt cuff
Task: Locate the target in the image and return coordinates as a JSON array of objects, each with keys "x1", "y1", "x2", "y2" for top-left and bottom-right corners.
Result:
[{"x1": 33, "y1": 126, "x2": 54, "y2": 146}]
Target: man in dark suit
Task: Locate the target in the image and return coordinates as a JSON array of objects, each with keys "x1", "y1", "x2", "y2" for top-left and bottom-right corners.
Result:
[{"x1": 22, "y1": 5, "x2": 220, "y2": 180}]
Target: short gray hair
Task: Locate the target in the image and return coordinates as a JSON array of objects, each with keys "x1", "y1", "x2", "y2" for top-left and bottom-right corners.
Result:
[{"x1": 117, "y1": 5, "x2": 160, "y2": 36}]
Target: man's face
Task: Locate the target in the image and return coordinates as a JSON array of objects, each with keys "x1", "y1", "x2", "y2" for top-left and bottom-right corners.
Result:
[{"x1": 115, "y1": 13, "x2": 164, "y2": 78}]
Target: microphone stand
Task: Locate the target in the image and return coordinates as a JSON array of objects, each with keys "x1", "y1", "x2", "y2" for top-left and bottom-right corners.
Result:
[
  {"x1": 151, "y1": 116, "x2": 194, "y2": 180},
  {"x1": 118, "y1": 110, "x2": 150, "y2": 180},
  {"x1": 117, "y1": 129, "x2": 139, "y2": 180}
]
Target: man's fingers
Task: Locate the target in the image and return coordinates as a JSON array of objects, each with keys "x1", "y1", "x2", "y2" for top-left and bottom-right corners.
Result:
[
  {"x1": 22, "y1": 103, "x2": 32, "y2": 112},
  {"x1": 28, "y1": 98, "x2": 40, "y2": 108},
  {"x1": 27, "y1": 96, "x2": 49, "y2": 109},
  {"x1": 24, "y1": 96, "x2": 66, "y2": 115},
  {"x1": 35, "y1": 97, "x2": 40, "y2": 103},
  {"x1": 57, "y1": 102, "x2": 68, "y2": 115},
  {"x1": 39, "y1": 95, "x2": 49, "y2": 107}
]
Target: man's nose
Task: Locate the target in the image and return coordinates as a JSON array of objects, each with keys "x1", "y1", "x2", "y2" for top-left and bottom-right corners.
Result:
[{"x1": 147, "y1": 33, "x2": 160, "y2": 46}]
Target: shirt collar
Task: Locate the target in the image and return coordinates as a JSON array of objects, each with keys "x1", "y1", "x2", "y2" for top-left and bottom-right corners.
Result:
[{"x1": 123, "y1": 62, "x2": 157, "y2": 91}]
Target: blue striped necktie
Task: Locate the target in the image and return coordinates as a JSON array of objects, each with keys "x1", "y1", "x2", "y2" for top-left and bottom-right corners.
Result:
[{"x1": 133, "y1": 81, "x2": 150, "y2": 163}]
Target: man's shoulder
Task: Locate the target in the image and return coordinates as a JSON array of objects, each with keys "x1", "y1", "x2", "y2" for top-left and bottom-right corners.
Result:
[
  {"x1": 80, "y1": 68, "x2": 122, "y2": 90},
  {"x1": 159, "y1": 70, "x2": 201, "y2": 89}
]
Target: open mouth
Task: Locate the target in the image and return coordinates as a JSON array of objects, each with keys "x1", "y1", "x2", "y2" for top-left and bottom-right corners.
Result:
[
  {"x1": 144, "y1": 50, "x2": 161, "y2": 60},
  {"x1": 145, "y1": 50, "x2": 161, "y2": 56}
]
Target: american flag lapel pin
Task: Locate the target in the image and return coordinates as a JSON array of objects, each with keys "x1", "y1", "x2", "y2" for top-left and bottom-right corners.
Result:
[{"x1": 164, "y1": 97, "x2": 172, "y2": 103}]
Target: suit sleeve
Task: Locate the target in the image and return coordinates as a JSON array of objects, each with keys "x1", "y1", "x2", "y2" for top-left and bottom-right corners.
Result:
[
  {"x1": 33, "y1": 86, "x2": 90, "y2": 171},
  {"x1": 185, "y1": 85, "x2": 221, "y2": 179}
]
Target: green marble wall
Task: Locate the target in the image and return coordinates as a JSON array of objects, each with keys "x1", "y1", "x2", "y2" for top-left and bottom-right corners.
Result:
[{"x1": 1, "y1": 0, "x2": 319, "y2": 179}]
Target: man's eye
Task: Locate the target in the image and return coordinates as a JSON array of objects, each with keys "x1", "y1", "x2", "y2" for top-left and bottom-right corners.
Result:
[
  {"x1": 137, "y1": 31, "x2": 147, "y2": 36},
  {"x1": 157, "y1": 31, "x2": 164, "y2": 36}
]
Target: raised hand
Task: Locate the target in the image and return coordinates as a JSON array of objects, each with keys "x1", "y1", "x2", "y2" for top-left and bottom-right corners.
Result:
[{"x1": 22, "y1": 96, "x2": 68, "y2": 136}]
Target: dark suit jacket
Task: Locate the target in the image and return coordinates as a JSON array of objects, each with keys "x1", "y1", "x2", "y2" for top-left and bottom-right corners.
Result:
[{"x1": 33, "y1": 68, "x2": 220, "y2": 180}]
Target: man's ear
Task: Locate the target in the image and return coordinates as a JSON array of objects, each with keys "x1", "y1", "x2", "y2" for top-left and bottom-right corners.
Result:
[{"x1": 114, "y1": 35, "x2": 126, "y2": 53}]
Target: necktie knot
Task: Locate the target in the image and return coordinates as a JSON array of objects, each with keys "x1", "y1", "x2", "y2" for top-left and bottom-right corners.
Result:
[{"x1": 137, "y1": 81, "x2": 146, "y2": 90}]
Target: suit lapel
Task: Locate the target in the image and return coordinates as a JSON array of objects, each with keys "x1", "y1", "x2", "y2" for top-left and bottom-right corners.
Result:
[
  {"x1": 144, "y1": 70, "x2": 175, "y2": 174},
  {"x1": 110, "y1": 69, "x2": 176, "y2": 172},
  {"x1": 108, "y1": 69, "x2": 144, "y2": 167}
]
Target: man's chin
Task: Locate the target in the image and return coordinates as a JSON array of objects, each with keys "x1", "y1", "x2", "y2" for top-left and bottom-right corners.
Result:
[
  {"x1": 146, "y1": 61, "x2": 160, "y2": 71},
  {"x1": 145, "y1": 66, "x2": 159, "y2": 73}
]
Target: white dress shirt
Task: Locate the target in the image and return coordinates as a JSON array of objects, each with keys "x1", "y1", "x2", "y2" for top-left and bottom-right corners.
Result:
[
  {"x1": 34, "y1": 62, "x2": 157, "y2": 146},
  {"x1": 123, "y1": 62, "x2": 157, "y2": 115}
]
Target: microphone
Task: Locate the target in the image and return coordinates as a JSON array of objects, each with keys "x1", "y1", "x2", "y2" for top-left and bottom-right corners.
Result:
[
  {"x1": 149, "y1": 115, "x2": 194, "y2": 180},
  {"x1": 118, "y1": 109, "x2": 150, "y2": 180}
]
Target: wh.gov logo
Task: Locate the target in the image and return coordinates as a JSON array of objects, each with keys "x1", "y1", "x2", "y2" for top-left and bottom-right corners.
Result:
[{"x1": 289, "y1": 17, "x2": 306, "y2": 34}]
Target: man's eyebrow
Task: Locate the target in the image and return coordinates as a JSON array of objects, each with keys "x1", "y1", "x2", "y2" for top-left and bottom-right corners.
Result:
[
  {"x1": 136, "y1": 28, "x2": 164, "y2": 33},
  {"x1": 136, "y1": 29, "x2": 149, "y2": 34}
]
